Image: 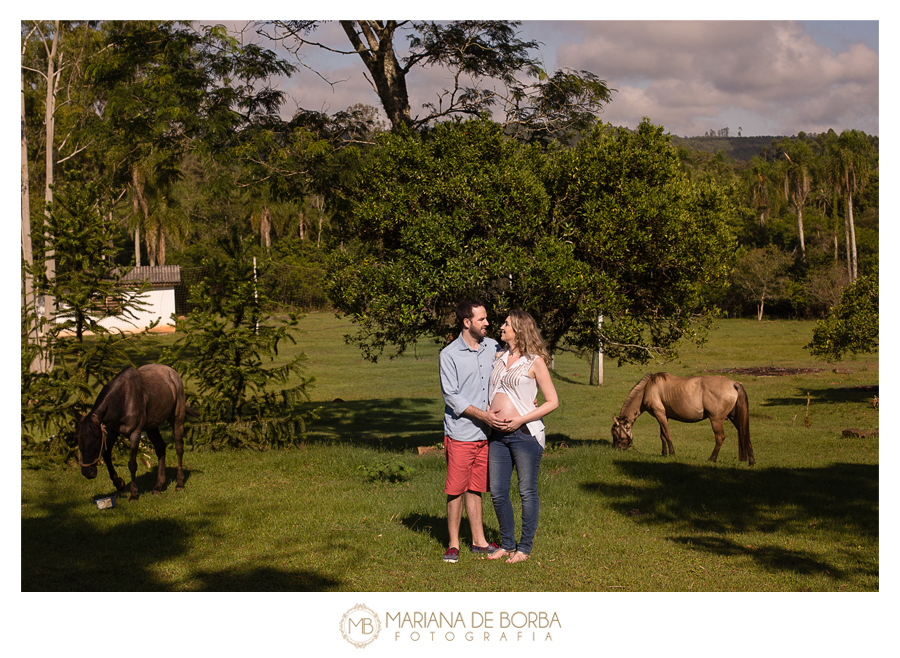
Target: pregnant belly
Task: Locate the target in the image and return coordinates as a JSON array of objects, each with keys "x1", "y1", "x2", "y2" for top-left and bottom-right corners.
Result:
[{"x1": 490, "y1": 393, "x2": 520, "y2": 422}]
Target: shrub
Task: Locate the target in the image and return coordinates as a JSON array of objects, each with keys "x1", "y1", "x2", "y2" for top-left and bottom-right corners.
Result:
[{"x1": 358, "y1": 457, "x2": 417, "y2": 483}]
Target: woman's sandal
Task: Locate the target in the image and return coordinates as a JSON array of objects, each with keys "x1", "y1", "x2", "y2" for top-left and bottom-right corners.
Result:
[
  {"x1": 506, "y1": 551, "x2": 529, "y2": 564},
  {"x1": 488, "y1": 548, "x2": 516, "y2": 560}
]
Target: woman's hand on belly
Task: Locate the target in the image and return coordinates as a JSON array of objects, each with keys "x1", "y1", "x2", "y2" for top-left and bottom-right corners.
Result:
[
  {"x1": 488, "y1": 407, "x2": 508, "y2": 429},
  {"x1": 490, "y1": 394, "x2": 523, "y2": 431}
]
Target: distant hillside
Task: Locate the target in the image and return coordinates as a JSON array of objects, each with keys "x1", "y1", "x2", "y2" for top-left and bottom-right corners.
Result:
[{"x1": 670, "y1": 135, "x2": 783, "y2": 162}]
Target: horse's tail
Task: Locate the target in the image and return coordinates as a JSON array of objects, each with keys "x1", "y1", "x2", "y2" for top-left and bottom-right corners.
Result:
[{"x1": 733, "y1": 383, "x2": 755, "y2": 466}]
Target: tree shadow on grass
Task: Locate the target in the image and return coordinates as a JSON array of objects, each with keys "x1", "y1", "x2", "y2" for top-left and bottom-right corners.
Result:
[
  {"x1": 299, "y1": 398, "x2": 445, "y2": 451},
  {"x1": 22, "y1": 498, "x2": 195, "y2": 591},
  {"x1": 21, "y1": 493, "x2": 344, "y2": 592},
  {"x1": 581, "y1": 460, "x2": 878, "y2": 583},
  {"x1": 299, "y1": 398, "x2": 598, "y2": 453},
  {"x1": 762, "y1": 385, "x2": 879, "y2": 408},
  {"x1": 666, "y1": 535, "x2": 854, "y2": 580},
  {"x1": 188, "y1": 566, "x2": 341, "y2": 591}
]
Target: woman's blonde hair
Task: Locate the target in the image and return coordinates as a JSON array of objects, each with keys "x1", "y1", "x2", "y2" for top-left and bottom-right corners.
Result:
[{"x1": 505, "y1": 309, "x2": 551, "y2": 365}]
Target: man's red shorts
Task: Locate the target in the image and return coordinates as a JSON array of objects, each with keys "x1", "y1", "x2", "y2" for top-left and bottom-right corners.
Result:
[{"x1": 444, "y1": 435, "x2": 489, "y2": 495}]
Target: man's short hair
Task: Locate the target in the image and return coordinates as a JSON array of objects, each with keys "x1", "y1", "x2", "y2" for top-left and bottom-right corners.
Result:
[{"x1": 455, "y1": 298, "x2": 486, "y2": 328}]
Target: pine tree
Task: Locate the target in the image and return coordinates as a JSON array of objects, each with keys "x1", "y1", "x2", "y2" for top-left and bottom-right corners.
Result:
[
  {"x1": 166, "y1": 231, "x2": 314, "y2": 449},
  {"x1": 21, "y1": 182, "x2": 154, "y2": 462}
]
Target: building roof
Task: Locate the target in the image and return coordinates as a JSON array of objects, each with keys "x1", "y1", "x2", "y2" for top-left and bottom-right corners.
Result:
[{"x1": 118, "y1": 265, "x2": 181, "y2": 286}]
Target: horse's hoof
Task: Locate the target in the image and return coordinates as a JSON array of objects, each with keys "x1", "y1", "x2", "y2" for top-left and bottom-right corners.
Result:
[
  {"x1": 175, "y1": 485, "x2": 184, "y2": 492},
  {"x1": 129, "y1": 494, "x2": 139, "y2": 501},
  {"x1": 152, "y1": 489, "x2": 162, "y2": 495}
]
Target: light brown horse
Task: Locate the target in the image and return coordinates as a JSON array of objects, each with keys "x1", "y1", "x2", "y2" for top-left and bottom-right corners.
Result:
[{"x1": 611, "y1": 373, "x2": 755, "y2": 466}]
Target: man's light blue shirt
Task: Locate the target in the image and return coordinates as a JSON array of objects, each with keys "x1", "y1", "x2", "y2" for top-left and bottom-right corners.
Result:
[{"x1": 439, "y1": 333, "x2": 499, "y2": 442}]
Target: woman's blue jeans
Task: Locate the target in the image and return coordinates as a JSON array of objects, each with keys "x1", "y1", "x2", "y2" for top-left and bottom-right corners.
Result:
[{"x1": 488, "y1": 427, "x2": 544, "y2": 555}]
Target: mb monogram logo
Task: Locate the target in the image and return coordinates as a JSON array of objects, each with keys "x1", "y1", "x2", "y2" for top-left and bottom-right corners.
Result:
[{"x1": 340, "y1": 604, "x2": 382, "y2": 648}]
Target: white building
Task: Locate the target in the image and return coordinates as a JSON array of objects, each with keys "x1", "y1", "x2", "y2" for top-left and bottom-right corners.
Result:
[
  {"x1": 99, "y1": 265, "x2": 182, "y2": 333},
  {"x1": 54, "y1": 265, "x2": 182, "y2": 335}
]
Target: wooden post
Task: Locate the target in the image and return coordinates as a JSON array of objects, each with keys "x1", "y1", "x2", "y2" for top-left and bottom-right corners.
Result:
[
  {"x1": 253, "y1": 257, "x2": 259, "y2": 335},
  {"x1": 590, "y1": 315, "x2": 604, "y2": 386}
]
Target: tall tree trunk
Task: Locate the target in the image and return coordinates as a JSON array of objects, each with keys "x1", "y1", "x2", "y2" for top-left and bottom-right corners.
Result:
[
  {"x1": 260, "y1": 203, "x2": 271, "y2": 250},
  {"x1": 843, "y1": 206, "x2": 852, "y2": 281},
  {"x1": 795, "y1": 201, "x2": 806, "y2": 260},
  {"x1": 21, "y1": 71, "x2": 33, "y2": 300},
  {"x1": 146, "y1": 224, "x2": 158, "y2": 267},
  {"x1": 134, "y1": 225, "x2": 142, "y2": 267},
  {"x1": 22, "y1": 50, "x2": 44, "y2": 373},
  {"x1": 846, "y1": 190, "x2": 858, "y2": 281},
  {"x1": 315, "y1": 195, "x2": 325, "y2": 247},
  {"x1": 157, "y1": 224, "x2": 166, "y2": 266},
  {"x1": 131, "y1": 168, "x2": 149, "y2": 266},
  {"x1": 832, "y1": 188, "x2": 840, "y2": 261},
  {"x1": 42, "y1": 20, "x2": 61, "y2": 328}
]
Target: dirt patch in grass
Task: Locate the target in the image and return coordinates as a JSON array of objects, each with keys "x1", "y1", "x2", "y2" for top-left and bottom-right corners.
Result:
[{"x1": 711, "y1": 367, "x2": 824, "y2": 376}]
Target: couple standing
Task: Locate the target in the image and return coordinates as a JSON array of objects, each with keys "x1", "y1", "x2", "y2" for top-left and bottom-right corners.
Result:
[{"x1": 438, "y1": 299, "x2": 559, "y2": 564}]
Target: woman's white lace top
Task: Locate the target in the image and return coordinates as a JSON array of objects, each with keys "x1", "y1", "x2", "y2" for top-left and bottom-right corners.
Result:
[{"x1": 489, "y1": 352, "x2": 546, "y2": 447}]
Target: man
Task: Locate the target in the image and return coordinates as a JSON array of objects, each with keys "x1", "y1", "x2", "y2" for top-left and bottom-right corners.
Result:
[{"x1": 438, "y1": 299, "x2": 501, "y2": 563}]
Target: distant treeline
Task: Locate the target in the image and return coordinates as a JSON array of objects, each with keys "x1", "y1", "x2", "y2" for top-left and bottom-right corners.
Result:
[{"x1": 670, "y1": 135, "x2": 790, "y2": 162}]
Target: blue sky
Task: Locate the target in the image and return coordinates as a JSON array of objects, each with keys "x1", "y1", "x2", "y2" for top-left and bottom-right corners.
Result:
[{"x1": 803, "y1": 20, "x2": 878, "y2": 54}]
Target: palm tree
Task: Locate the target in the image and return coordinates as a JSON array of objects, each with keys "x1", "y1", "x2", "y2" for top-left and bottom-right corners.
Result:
[
  {"x1": 747, "y1": 156, "x2": 776, "y2": 228},
  {"x1": 248, "y1": 197, "x2": 274, "y2": 251},
  {"x1": 780, "y1": 140, "x2": 813, "y2": 260},
  {"x1": 826, "y1": 130, "x2": 874, "y2": 281},
  {"x1": 125, "y1": 159, "x2": 193, "y2": 266}
]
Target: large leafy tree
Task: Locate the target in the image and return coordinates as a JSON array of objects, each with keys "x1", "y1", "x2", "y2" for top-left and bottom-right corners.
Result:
[
  {"x1": 543, "y1": 120, "x2": 735, "y2": 362},
  {"x1": 326, "y1": 118, "x2": 734, "y2": 365},
  {"x1": 21, "y1": 20, "x2": 297, "y2": 319},
  {"x1": 257, "y1": 20, "x2": 612, "y2": 138},
  {"x1": 325, "y1": 118, "x2": 551, "y2": 360},
  {"x1": 806, "y1": 273, "x2": 878, "y2": 361},
  {"x1": 83, "y1": 21, "x2": 295, "y2": 265}
]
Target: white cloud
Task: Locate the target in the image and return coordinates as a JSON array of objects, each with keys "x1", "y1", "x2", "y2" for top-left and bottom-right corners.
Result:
[{"x1": 552, "y1": 20, "x2": 878, "y2": 136}]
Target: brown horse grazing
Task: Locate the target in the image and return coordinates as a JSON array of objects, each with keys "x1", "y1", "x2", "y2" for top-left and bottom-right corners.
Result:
[
  {"x1": 76, "y1": 364, "x2": 196, "y2": 500},
  {"x1": 611, "y1": 372, "x2": 755, "y2": 466}
]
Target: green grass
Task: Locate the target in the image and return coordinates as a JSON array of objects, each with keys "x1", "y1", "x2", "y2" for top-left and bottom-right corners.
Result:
[{"x1": 21, "y1": 314, "x2": 879, "y2": 591}]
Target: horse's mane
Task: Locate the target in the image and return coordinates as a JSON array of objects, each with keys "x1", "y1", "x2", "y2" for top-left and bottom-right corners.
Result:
[
  {"x1": 90, "y1": 367, "x2": 136, "y2": 417},
  {"x1": 649, "y1": 372, "x2": 671, "y2": 385},
  {"x1": 619, "y1": 373, "x2": 651, "y2": 417},
  {"x1": 619, "y1": 372, "x2": 671, "y2": 418}
]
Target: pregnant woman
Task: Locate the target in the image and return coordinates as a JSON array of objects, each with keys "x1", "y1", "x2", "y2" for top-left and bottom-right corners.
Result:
[{"x1": 486, "y1": 309, "x2": 559, "y2": 564}]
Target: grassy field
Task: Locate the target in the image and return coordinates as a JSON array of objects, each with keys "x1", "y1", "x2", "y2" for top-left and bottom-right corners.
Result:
[{"x1": 21, "y1": 313, "x2": 879, "y2": 592}]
